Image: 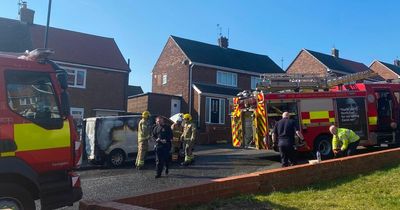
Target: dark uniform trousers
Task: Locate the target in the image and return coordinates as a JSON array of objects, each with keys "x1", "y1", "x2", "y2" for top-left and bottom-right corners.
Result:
[
  {"x1": 155, "y1": 142, "x2": 171, "y2": 176},
  {"x1": 279, "y1": 143, "x2": 297, "y2": 167}
]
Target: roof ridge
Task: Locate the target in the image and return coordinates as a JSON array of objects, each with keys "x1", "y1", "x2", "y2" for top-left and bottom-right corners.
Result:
[
  {"x1": 171, "y1": 35, "x2": 269, "y2": 57},
  {"x1": 304, "y1": 48, "x2": 365, "y2": 65},
  {"x1": 379, "y1": 60, "x2": 400, "y2": 68},
  {"x1": 30, "y1": 24, "x2": 114, "y2": 40}
]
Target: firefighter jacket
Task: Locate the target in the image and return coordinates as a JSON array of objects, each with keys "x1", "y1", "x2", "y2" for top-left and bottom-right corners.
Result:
[
  {"x1": 171, "y1": 123, "x2": 183, "y2": 141},
  {"x1": 182, "y1": 122, "x2": 197, "y2": 142},
  {"x1": 332, "y1": 128, "x2": 360, "y2": 151},
  {"x1": 138, "y1": 118, "x2": 151, "y2": 142}
]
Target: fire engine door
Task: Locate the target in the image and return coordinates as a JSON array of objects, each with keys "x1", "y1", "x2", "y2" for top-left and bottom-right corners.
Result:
[
  {"x1": 375, "y1": 90, "x2": 395, "y2": 132},
  {"x1": 242, "y1": 111, "x2": 253, "y2": 147}
]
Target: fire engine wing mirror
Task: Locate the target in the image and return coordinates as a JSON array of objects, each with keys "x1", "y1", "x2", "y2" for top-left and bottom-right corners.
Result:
[
  {"x1": 60, "y1": 90, "x2": 71, "y2": 117},
  {"x1": 56, "y1": 70, "x2": 69, "y2": 90}
]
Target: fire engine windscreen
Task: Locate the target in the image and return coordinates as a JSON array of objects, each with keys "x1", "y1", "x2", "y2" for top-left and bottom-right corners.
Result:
[{"x1": 5, "y1": 71, "x2": 63, "y2": 129}]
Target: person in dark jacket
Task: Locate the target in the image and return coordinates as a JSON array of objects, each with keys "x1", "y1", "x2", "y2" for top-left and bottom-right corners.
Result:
[
  {"x1": 152, "y1": 117, "x2": 173, "y2": 178},
  {"x1": 272, "y1": 112, "x2": 304, "y2": 167}
]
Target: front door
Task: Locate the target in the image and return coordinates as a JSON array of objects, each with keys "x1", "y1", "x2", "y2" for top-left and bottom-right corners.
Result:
[{"x1": 210, "y1": 99, "x2": 220, "y2": 123}]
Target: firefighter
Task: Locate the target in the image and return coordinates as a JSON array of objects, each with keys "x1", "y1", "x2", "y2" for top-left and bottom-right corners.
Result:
[
  {"x1": 272, "y1": 112, "x2": 304, "y2": 167},
  {"x1": 152, "y1": 117, "x2": 173, "y2": 178},
  {"x1": 136, "y1": 111, "x2": 151, "y2": 170},
  {"x1": 329, "y1": 125, "x2": 360, "y2": 157},
  {"x1": 171, "y1": 114, "x2": 184, "y2": 161},
  {"x1": 181, "y1": 113, "x2": 197, "y2": 166}
]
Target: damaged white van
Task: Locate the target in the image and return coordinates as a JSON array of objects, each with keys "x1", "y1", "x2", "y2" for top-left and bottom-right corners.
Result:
[{"x1": 83, "y1": 115, "x2": 172, "y2": 167}]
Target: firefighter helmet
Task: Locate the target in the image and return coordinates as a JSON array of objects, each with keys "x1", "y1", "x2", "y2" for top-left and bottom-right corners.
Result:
[
  {"x1": 183, "y1": 113, "x2": 192, "y2": 121},
  {"x1": 142, "y1": 111, "x2": 150, "y2": 119}
]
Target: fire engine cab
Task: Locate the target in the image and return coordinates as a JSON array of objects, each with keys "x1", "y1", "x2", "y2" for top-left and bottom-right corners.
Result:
[
  {"x1": 231, "y1": 71, "x2": 400, "y2": 158},
  {"x1": 0, "y1": 49, "x2": 82, "y2": 209}
]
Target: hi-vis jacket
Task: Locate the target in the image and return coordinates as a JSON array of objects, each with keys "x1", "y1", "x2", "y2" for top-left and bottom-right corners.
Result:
[
  {"x1": 332, "y1": 128, "x2": 360, "y2": 151},
  {"x1": 182, "y1": 122, "x2": 197, "y2": 142},
  {"x1": 138, "y1": 118, "x2": 151, "y2": 141}
]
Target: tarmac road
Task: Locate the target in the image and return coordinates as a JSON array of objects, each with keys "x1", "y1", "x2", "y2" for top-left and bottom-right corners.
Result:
[
  {"x1": 60, "y1": 144, "x2": 281, "y2": 209},
  {"x1": 58, "y1": 144, "x2": 388, "y2": 210}
]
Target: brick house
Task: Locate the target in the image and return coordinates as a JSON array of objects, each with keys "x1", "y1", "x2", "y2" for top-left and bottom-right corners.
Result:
[
  {"x1": 369, "y1": 60, "x2": 400, "y2": 81},
  {"x1": 0, "y1": 4, "x2": 130, "y2": 122},
  {"x1": 287, "y1": 48, "x2": 373, "y2": 77},
  {"x1": 150, "y1": 35, "x2": 283, "y2": 144}
]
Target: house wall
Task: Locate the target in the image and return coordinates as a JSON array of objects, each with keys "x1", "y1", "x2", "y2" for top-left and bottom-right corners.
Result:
[
  {"x1": 65, "y1": 66, "x2": 128, "y2": 117},
  {"x1": 286, "y1": 50, "x2": 327, "y2": 75},
  {"x1": 370, "y1": 61, "x2": 399, "y2": 80},
  {"x1": 193, "y1": 94, "x2": 232, "y2": 144},
  {"x1": 152, "y1": 38, "x2": 189, "y2": 113},
  {"x1": 192, "y1": 66, "x2": 252, "y2": 90}
]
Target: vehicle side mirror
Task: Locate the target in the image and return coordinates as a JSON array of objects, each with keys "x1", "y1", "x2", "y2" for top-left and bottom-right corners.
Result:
[
  {"x1": 56, "y1": 70, "x2": 69, "y2": 90},
  {"x1": 60, "y1": 90, "x2": 70, "y2": 117}
]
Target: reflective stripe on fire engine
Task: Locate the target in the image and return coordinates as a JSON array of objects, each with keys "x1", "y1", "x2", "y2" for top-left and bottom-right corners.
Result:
[
  {"x1": 231, "y1": 113, "x2": 242, "y2": 147},
  {"x1": 301, "y1": 111, "x2": 335, "y2": 125},
  {"x1": 14, "y1": 121, "x2": 70, "y2": 151},
  {"x1": 254, "y1": 93, "x2": 267, "y2": 149},
  {"x1": 368, "y1": 116, "x2": 377, "y2": 125}
]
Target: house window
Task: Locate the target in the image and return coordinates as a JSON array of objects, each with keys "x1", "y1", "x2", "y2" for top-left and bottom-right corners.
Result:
[
  {"x1": 19, "y1": 98, "x2": 27, "y2": 105},
  {"x1": 251, "y1": 76, "x2": 263, "y2": 90},
  {"x1": 64, "y1": 67, "x2": 86, "y2": 88},
  {"x1": 205, "y1": 97, "x2": 225, "y2": 124},
  {"x1": 217, "y1": 71, "x2": 237, "y2": 87},
  {"x1": 162, "y1": 74, "x2": 168, "y2": 85}
]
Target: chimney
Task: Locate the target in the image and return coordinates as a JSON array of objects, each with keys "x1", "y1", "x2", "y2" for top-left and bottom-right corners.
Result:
[
  {"x1": 19, "y1": 2, "x2": 35, "y2": 24},
  {"x1": 395, "y1": 59, "x2": 400, "y2": 67},
  {"x1": 218, "y1": 36, "x2": 229, "y2": 48},
  {"x1": 331, "y1": 48, "x2": 339, "y2": 58}
]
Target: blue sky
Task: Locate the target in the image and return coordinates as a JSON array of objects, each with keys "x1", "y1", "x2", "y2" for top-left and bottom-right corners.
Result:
[{"x1": 1, "y1": 0, "x2": 399, "y2": 92}]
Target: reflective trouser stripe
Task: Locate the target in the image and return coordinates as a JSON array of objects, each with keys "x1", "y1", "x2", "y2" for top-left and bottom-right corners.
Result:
[
  {"x1": 136, "y1": 141, "x2": 148, "y2": 167},
  {"x1": 0, "y1": 152, "x2": 15, "y2": 157}
]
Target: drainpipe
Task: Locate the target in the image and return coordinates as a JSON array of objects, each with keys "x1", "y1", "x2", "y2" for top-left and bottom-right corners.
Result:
[{"x1": 188, "y1": 63, "x2": 194, "y2": 115}]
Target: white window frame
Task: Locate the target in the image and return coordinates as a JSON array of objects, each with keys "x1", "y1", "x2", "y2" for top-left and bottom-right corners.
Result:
[
  {"x1": 205, "y1": 97, "x2": 226, "y2": 125},
  {"x1": 217, "y1": 71, "x2": 237, "y2": 87},
  {"x1": 251, "y1": 76, "x2": 263, "y2": 90},
  {"x1": 70, "y1": 107, "x2": 85, "y2": 119},
  {"x1": 19, "y1": 98, "x2": 27, "y2": 105},
  {"x1": 162, "y1": 74, "x2": 168, "y2": 85},
  {"x1": 64, "y1": 66, "x2": 87, "y2": 89}
]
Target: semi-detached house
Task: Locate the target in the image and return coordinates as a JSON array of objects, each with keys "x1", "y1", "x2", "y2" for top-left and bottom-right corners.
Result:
[
  {"x1": 151, "y1": 35, "x2": 284, "y2": 144},
  {"x1": 0, "y1": 4, "x2": 130, "y2": 124}
]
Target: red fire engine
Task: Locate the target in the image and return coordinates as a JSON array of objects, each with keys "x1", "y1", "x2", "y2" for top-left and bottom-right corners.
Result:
[
  {"x1": 0, "y1": 49, "x2": 82, "y2": 209},
  {"x1": 231, "y1": 71, "x2": 400, "y2": 158}
]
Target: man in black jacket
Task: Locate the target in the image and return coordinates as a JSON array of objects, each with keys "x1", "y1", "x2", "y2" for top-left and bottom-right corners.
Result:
[
  {"x1": 152, "y1": 117, "x2": 173, "y2": 178},
  {"x1": 272, "y1": 112, "x2": 304, "y2": 167}
]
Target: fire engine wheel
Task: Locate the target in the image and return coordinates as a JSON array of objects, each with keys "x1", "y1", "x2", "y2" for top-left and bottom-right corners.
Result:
[
  {"x1": 0, "y1": 183, "x2": 35, "y2": 210},
  {"x1": 314, "y1": 135, "x2": 333, "y2": 159},
  {"x1": 108, "y1": 149, "x2": 126, "y2": 167}
]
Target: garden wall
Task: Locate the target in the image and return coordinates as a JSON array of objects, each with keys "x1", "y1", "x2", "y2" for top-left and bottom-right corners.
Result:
[{"x1": 80, "y1": 147, "x2": 400, "y2": 210}]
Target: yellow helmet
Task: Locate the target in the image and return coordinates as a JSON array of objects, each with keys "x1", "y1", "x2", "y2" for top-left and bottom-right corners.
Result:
[
  {"x1": 183, "y1": 113, "x2": 192, "y2": 121},
  {"x1": 142, "y1": 111, "x2": 150, "y2": 118}
]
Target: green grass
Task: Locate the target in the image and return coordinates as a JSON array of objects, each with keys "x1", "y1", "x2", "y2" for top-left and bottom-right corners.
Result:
[{"x1": 188, "y1": 164, "x2": 400, "y2": 210}]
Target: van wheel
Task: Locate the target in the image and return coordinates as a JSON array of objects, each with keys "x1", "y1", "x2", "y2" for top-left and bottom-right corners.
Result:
[
  {"x1": 0, "y1": 183, "x2": 35, "y2": 210},
  {"x1": 108, "y1": 149, "x2": 125, "y2": 167},
  {"x1": 314, "y1": 135, "x2": 333, "y2": 159}
]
